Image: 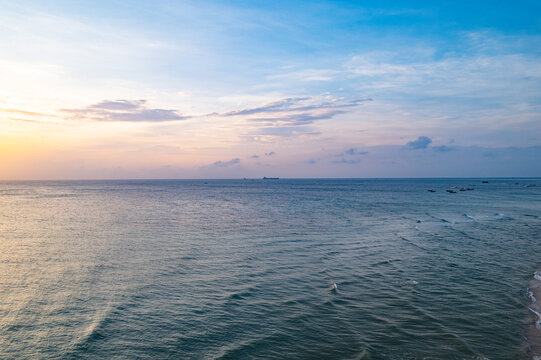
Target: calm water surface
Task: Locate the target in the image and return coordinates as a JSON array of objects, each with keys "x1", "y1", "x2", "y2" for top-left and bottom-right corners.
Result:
[{"x1": 1, "y1": 179, "x2": 540, "y2": 359}]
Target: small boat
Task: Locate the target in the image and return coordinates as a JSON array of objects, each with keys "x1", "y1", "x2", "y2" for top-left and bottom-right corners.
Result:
[
  {"x1": 427, "y1": 189, "x2": 436, "y2": 192},
  {"x1": 446, "y1": 189, "x2": 456, "y2": 193}
]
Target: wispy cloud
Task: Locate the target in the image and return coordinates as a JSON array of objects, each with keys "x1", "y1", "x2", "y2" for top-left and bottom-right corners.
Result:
[
  {"x1": 249, "y1": 152, "x2": 274, "y2": 159},
  {"x1": 6, "y1": 118, "x2": 44, "y2": 124},
  {"x1": 0, "y1": 107, "x2": 58, "y2": 124},
  {"x1": 433, "y1": 145, "x2": 454, "y2": 152},
  {"x1": 406, "y1": 136, "x2": 432, "y2": 149},
  {"x1": 61, "y1": 100, "x2": 190, "y2": 122},
  {"x1": 220, "y1": 97, "x2": 368, "y2": 126},
  {"x1": 212, "y1": 158, "x2": 240, "y2": 167},
  {"x1": 251, "y1": 126, "x2": 320, "y2": 138},
  {"x1": 332, "y1": 147, "x2": 369, "y2": 164},
  {"x1": 332, "y1": 158, "x2": 362, "y2": 164},
  {"x1": 216, "y1": 96, "x2": 369, "y2": 139},
  {"x1": 219, "y1": 97, "x2": 311, "y2": 117},
  {"x1": 268, "y1": 69, "x2": 340, "y2": 82},
  {"x1": 250, "y1": 110, "x2": 349, "y2": 126},
  {"x1": 0, "y1": 108, "x2": 47, "y2": 117},
  {"x1": 219, "y1": 96, "x2": 369, "y2": 122},
  {"x1": 339, "y1": 148, "x2": 369, "y2": 156}
]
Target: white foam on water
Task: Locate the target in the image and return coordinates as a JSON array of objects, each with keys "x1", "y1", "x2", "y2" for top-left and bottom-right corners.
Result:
[
  {"x1": 529, "y1": 289, "x2": 537, "y2": 304},
  {"x1": 534, "y1": 271, "x2": 541, "y2": 282},
  {"x1": 492, "y1": 213, "x2": 511, "y2": 220},
  {"x1": 463, "y1": 214, "x2": 477, "y2": 222},
  {"x1": 529, "y1": 307, "x2": 541, "y2": 330}
]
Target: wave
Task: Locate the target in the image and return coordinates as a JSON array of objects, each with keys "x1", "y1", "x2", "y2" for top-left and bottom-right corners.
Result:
[
  {"x1": 399, "y1": 236, "x2": 427, "y2": 251},
  {"x1": 372, "y1": 258, "x2": 401, "y2": 266},
  {"x1": 227, "y1": 288, "x2": 255, "y2": 301},
  {"x1": 523, "y1": 214, "x2": 541, "y2": 220},
  {"x1": 526, "y1": 270, "x2": 541, "y2": 359},
  {"x1": 67, "y1": 301, "x2": 115, "y2": 357},
  {"x1": 529, "y1": 288, "x2": 537, "y2": 304},
  {"x1": 529, "y1": 307, "x2": 541, "y2": 330},
  {"x1": 491, "y1": 213, "x2": 512, "y2": 220}
]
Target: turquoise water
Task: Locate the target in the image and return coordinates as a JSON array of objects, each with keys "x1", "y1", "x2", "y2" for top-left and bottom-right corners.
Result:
[{"x1": 0, "y1": 179, "x2": 540, "y2": 359}]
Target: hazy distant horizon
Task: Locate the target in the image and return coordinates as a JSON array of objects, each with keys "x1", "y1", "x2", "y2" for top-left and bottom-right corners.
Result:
[{"x1": 2, "y1": 176, "x2": 541, "y2": 182}]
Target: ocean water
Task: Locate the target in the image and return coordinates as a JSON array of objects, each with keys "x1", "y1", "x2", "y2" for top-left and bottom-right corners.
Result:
[{"x1": 0, "y1": 178, "x2": 540, "y2": 359}]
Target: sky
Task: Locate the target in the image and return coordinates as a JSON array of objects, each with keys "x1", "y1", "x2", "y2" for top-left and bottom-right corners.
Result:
[{"x1": 0, "y1": 0, "x2": 540, "y2": 179}]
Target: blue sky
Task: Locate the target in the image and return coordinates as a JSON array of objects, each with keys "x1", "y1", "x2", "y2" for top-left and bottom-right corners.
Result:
[{"x1": 0, "y1": 0, "x2": 540, "y2": 178}]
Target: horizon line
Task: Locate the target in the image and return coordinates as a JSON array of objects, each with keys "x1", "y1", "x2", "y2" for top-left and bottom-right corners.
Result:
[{"x1": 1, "y1": 176, "x2": 540, "y2": 182}]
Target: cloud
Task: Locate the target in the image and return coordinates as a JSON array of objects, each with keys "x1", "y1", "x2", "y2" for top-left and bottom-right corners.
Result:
[
  {"x1": 340, "y1": 148, "x2": 369, "y2": 156},
  {"x1": 406, "y1": 136, "x2": 432, "y2": 149},
  {"x1": 215, "y1": 96, "x2": 370, "y2": 137},
  {"x1": 268, "y1": 69, "x2": 340, "y2": 82},
  {"x1": 0, "y1": 108, "x2": 47, "y2": 117},
  {"x1": 0, "y1": 107, "x2": 55, "y2": 124},
  {"x1": 7, "y1": 118, "x2": 45, "y2": 124},
  {"x1": 247, "y1": 152, "x2": 274, "y2": 158},
  {"x1": 220, "y1": 97, "x2": 311, "y2": 117},
  {"x1": 433, "y1": 145, "x2": 454, "y2": 152},
  {"x1": 332, "y1": 147, "x2": 368, "y2": 164},
  {"x1": 212, "y1": 158, "x2": 240, "y2": 167},
  {"x1": 332, "y1": 158, "x2": 362, "y2": 164},
  {"x1": 89, "y1": 100, "x2": 143, "y2": 111},
  {"x1": 249, "y1": 126, "x2": 320, "y2": 138},
  {"x1": 209, "y1": 96, "x2": 371, "y2": 140},
  {"x1": 61, "y1": 99, "x2": 190, "y2": 122},
  {"x1": 250, "y1": 109, "x2": 349, "y2": 126}
]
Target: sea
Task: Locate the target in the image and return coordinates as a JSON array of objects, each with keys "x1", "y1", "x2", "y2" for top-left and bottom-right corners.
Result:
[{"x1": 0, "y1": 178, "x2": 540, "y2": 359}]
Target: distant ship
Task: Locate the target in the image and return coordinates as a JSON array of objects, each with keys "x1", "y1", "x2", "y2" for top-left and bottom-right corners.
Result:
[{"x1": 262, "y1": 177, "x2": 279, "y2": 180}]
